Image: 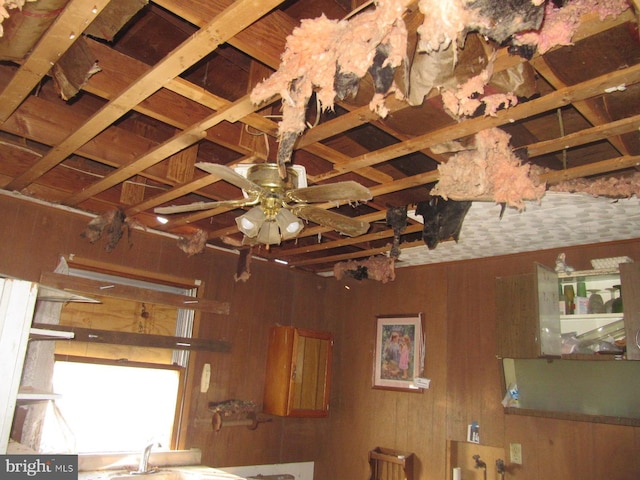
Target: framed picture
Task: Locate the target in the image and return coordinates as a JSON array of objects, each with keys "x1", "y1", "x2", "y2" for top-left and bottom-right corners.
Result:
[{"x1": 373, "y1": 313, "x2": 424, "y2": 392}]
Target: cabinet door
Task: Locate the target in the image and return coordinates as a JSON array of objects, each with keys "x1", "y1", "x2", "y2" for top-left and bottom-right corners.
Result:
[
  {"x1": 288, "y1": 329, "x2": 333, "y2": 416},
  {"x1": 263, "y1": 326, "x2": 333, "y2": 417},
  {"x1": 620, "y1": 262, "x2": 640, "y2": 360},
  {"x1": 496, "y1": 263, "x2": 561, "y2": 358},
  {"x1": 535, "y1": 263, "x2": 562, "y2": 356}
]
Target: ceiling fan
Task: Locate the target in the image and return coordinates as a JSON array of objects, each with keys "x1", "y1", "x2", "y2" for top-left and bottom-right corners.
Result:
[{"x1": 154, "y1": 163, "x2": 372, "y2": 245}]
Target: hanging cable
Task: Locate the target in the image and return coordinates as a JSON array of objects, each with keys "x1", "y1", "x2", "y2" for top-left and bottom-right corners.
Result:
[{"x1": 557, "y1": 107, "x2": 567, "y2": 170}]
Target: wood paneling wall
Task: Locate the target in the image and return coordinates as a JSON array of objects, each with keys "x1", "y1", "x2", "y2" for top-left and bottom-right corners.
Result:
[
  {"x1": 0, "y1": 194, "x2": 325, "y2": 469},
  {"x1": 2, "y1": 193, "x2": 640, "y2": 479},
  {"x1": 319, "y1": 241, "x2": 640, "y2": 479}
]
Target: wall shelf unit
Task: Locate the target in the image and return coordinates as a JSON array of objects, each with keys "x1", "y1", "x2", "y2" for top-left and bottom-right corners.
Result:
[{"x1": 496, "y1": 261, "x2": 640, "y2": 425}]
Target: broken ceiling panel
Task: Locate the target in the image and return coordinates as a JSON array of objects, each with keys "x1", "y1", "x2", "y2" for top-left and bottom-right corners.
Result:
[
  {"x1": 85, "y1": 0, "x2": 149, "y2": 41},
  {"x1": 52, "y1": 37, "x2": 102, "y2": 101}
]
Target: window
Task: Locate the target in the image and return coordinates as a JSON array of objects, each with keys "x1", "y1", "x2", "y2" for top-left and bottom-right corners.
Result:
[
  {"x1": 32, "y1": 258, "x2": 201, "y2": 453},
  {"x1": 40, "y1": 360, "x2": 181, "y2": 453}
]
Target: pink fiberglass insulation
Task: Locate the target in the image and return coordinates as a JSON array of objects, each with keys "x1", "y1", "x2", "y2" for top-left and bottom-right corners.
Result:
[
  {"x1": 514, "y1": 0, "x2": 630, "y2": 54},
  {"x1": 431, "y1": 128, "x2": 546, "y2": 210},
  {"x1": 416, "y1": 0, "x2": 471, "y2": 53},
  {"x1": 441, "y1": 59, "x2": 519, "y2": 119},
  {"x1": 549, "y1": 172, "x2": 640, "y2": 197},
  {"x1": 250, "y1": 0, "x2": 410, "y2": 142},
  {"x1": 417, "y1": 0, "x2": 545, "y2": 53},
  {"x1": 177, "y1": 229, "x2": 208, "y2": 256},
  {"x1": 0, "y1": 0, "x2": 34, "y2": 36},
  {"x1": 334, "y1": 256, "x2": 396, "y2": 283}
]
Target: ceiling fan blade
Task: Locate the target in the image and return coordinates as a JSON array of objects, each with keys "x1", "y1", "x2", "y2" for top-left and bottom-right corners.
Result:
[
  {"x1": 196, "y1": 163, "x2": 265, "y2": 196},
  {"x1": 286, "y1": 181, "x2": 372, "y2": 203},
  {"x1": 292, "y1": 205, "x2": 370, "y2": 237},
  {"x1": 154, "y1": 197, "x2": 256, "y2": 214}
]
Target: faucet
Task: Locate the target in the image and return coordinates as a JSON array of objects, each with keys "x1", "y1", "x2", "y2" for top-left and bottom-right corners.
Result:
[
  {"x1": 473, "y1": 455, "x2": 487, "y2": 480},
  {"x1": 132, "y1": 442, "x2": 158, "y2": 475}
]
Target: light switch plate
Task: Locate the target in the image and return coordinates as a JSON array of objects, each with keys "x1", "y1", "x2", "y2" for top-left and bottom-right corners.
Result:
[
  {"x1": 510, "y1": 443, "x2": 522, "y2": 464},
  {"x1": 200, "y1": 363, "x2": 211, "y2": 393}
]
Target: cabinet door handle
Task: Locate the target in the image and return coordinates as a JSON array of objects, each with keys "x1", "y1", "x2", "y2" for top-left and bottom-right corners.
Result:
[{"x1": 291, "y1": 366, "x2": 296, "y2": 380}]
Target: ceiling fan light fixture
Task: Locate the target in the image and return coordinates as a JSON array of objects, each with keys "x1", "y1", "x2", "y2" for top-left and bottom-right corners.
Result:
[
  {"x1": 236, "y1": 206, "x2": 266, "y2": 237},
  {"x1": 275, "y1": 208, "x2": 304, "y2": 240}
]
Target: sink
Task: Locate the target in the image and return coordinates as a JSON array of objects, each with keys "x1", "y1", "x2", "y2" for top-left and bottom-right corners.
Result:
[
  {"x1": 108, "y1": 470, "x2": 187, "y2": 480},
  {"x1": 79, "y1": 466, "x2": 246, "y2": 480}
]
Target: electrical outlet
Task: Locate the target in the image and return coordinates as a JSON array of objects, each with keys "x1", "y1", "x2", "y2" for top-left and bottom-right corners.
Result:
[{"x1": 510, "y1": 443, "x2": 522, "y2": 465}]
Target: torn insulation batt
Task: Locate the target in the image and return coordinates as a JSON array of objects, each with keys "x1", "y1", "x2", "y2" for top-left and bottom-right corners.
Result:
[
  {"x1": 81, "y1": 208, "x2": 130, "y2": 252},
  {"x1": 441, "y1": 56, "x2": 519, "y2": 119},
  {"x1": 177, "y1": 229, "x2": 208, "y2": 256},
  {"x1": 513, "y1": 0, "x2": 630, "y2": 54},
  {"x1": 250, "y1": 0, "x2": 411, "y2": 164},
  {"x1": 334, "y1": 256, "x2": 396, "y2": 283},
  {"x1": 416, "y1": 0, "x2": 545, "y2": 53},
  {"x1": 250, "y1": 0, "x2": 553, "y2": 166},
  {"x1": 430, "y1": 128, "x2": 546, "y2": 210},
  {"x1": 550, "y1": 172, "x2": 640, "y2": 198}
]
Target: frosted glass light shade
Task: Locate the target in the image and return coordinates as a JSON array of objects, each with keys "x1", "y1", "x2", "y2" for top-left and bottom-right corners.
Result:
[
  {"x1": 235, "y1": 206, "x2": 266, "y2": 237},
  {"x1": 275, "y1": 209, "x2": 304, "y2": 240},
  {"x1": 257, "y1": 220, "x2": 281, "y2": 245}
]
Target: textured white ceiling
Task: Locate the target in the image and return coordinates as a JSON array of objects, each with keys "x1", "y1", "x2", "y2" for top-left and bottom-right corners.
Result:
[{"x1": 395, "y1": 192, "x2": 640, "y2": 268}]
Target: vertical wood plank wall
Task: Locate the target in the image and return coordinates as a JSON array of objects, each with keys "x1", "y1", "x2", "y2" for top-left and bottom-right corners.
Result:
[
  {"x1": 1, "y1": 194, "x2": 640, "y2": 479},
  {"x1": 319, "y1": 240, "x2": 640, "y2": 479}
]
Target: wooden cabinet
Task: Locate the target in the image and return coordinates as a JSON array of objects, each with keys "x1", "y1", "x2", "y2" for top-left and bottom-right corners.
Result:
[
  {"x1": 497, "y1": 262, "x2": 639, "y2": 360},
  {"x1": 262, "y1": 326, "x2": 333, "y2": 417},
  {"x1": 496, "y1": 263, "x2": 561, "y2": 358},
  {"x1": 497, "y1": 261, "x2": 640, "y2": 425}
]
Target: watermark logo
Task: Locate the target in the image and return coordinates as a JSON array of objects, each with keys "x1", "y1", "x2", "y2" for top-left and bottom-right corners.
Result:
[{"x1": 1, "y1": 455, "x2": 77, "y2": 479}]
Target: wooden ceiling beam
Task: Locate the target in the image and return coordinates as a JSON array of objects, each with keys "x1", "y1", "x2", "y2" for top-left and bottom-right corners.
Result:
[
  {"x1": 526, "y1": 114, "x2": 640, "y2": 158},
  {"x1": 83, "y1": 39, "x2": 262, "y2": 155},
  {"x1": 293, "y1": 10, "x2": 635, "y2": 161},
  {"x1": 540, "y1": 155, "x2": 640, "y2": 184},
  {"x1": 84, "y1": 38, "x2": 390, "y2": 194},
  {"x1": 0, "y1": 0, "x2": 112, "y2": 123},
  {"x1": 5, "y1": 0, "x2": 286, "y2": 192},
  {"x1": 127, "y1": 2, "x2": 636, "y2": 227},
  {"x1": 283, "y1": 224, "x2": 423, "y2": 257},
  {"x1": 63, "y1": 95, "x2": 263, "y2": 206},
  {"x1": 154, "y1": 0, "x2": 294, "y2": 70},
  {"x1": 175, "y1": 143, "x2": 637, "y2": 251},
  {"x1": 529, "y1": 56, "x2": 630, "y2": 156},
  {"x1": 312, "y1": 63, "x2": 640, "y2": 180}
]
